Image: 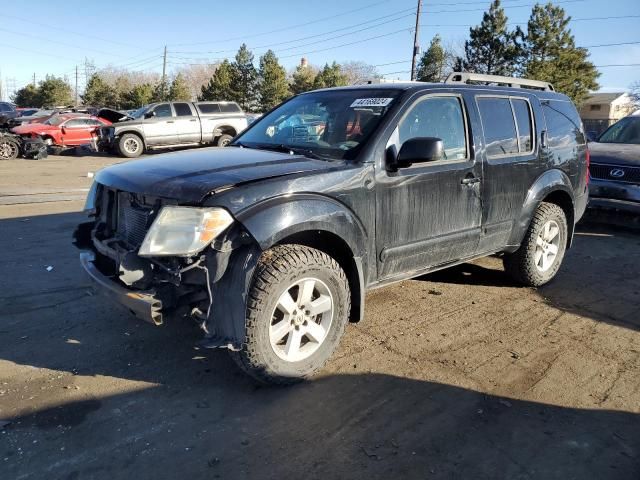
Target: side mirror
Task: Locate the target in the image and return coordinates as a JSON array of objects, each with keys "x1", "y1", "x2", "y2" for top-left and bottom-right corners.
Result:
[
  {"x1": 394, "y1": 137, "x2": 444, "y2": 169},
  {"x1": 144, "y1": 111, "x2": 156, "y2": 119}
]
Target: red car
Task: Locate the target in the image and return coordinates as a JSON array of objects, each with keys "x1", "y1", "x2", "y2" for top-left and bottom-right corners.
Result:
[{"x1": 11, "y1": 114, "x2": 112, "y2": 148}]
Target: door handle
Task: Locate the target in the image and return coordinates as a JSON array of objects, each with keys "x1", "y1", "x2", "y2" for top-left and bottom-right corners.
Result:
[
  {"x1": 461, "y1": 176, "x2": 481, "y2": 185},
  {"x1": 189, "y1": 119, "x2": 197, "y2": 122},
  {"x1": 166, "y1": 120, "x2": 174, "y2": 124}
]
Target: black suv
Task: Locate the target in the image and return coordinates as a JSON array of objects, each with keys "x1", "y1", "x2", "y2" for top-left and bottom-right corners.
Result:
[
  {"x1": 75, "y1": 73, "x2": 589, "y2": 384},
  {"x1": 0, "y1": 101, "x2": 18, "y2": 128}
]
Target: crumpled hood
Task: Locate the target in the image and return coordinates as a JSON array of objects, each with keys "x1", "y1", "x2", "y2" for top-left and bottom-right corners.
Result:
[
  {"x1": 95, "y1": 147, "x2": 349, "y2": 203},
  {"x1": 589, "y1": 142, "x2": 640, "y2": 167}
]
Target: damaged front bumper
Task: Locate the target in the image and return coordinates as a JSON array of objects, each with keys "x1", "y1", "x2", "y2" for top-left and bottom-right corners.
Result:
[{"x1": 80, "y1": 251, "x2": 163, "y2": 325}]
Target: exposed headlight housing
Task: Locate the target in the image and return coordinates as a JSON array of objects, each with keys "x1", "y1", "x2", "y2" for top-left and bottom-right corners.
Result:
[
  {"x1": 138, "y1": 206, "x2": 234, "y2": 257},
  {"x1": 84, "y1": 181, "x2": 98, "y2": 213}
]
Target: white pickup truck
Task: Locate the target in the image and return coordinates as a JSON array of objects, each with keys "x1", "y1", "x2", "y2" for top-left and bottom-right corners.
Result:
[{"x1": 98, "y1": 101, "x2": 249, "y2": 158}]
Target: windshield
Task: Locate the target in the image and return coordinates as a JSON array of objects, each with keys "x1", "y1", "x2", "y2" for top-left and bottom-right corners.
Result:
[
  {"x1": 598, "y1": 117, "x2": 640, "y2": 144},
  {"x1": 233, "y1": 89, "x2": 401, "y2": 160},
  {"x1": 44, "y1": 116, "x2": 65, "y2": 126}
]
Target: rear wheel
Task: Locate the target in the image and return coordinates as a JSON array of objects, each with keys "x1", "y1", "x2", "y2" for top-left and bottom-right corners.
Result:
[
  {"x1": 0, "y1": 137, "x2": 19, "y2": 160},
  {"x1": 216, "y1": 134, "x2": 233, "y2": 147},
  {"x1": 230, "y1": 244, "x2": 350, "y2": 384},
  {"x1": 503, "y1": 202, "x2": 568, "y2": 287},
  {"x1": 118, "y1": 133, "x2": 144, "y2": 158}
]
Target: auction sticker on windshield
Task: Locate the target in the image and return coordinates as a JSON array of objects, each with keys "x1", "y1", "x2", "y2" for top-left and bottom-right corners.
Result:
[{"x1": 350, "y1": 98, "x2": 394, "y2": 108}]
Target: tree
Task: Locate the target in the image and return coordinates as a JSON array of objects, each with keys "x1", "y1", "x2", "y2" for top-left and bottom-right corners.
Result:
[
  {"x1": 11, "y1": 84, "x2": 41, "y2": 107},
  {"x1": 313, "y1": 62, "x2": 349, "y2": 89},
  {"x1": 523, "y1": 3, "x2": 599, "y2": 105},
  {"x1": 230, "y1": 44, "x2": 258, "y2": 110},
  {"x1": 630, "y1": 81, "x2": 640, "y2": 109},
  {"x1": 341, "y1": 61, "x2": 380, "y2": 85},
  {"x1": 417, "y1": 34, "x2": 447, "y2": 82},
  {"x1": 38, "y1": 75, "x2": 73, "y2": 107},
  {"x1": 258, "y1": 50, "x2": 290, "y2": 111},
  {"x1": 290, "y1": 62, "x2": 317, "y2": 94},
  {"x1": 168, "y1": 73, "x2": 192, "y2": 101},
  {"x1": 121, "y1": 83, "x2": 154, "y2": 109},
  {"x1": 177, "y1": 63, "x2": 219, "y2": 101},
  {"x1": 82, "y1": 74, "x2": 117, "y2": 107},
  {"x1": 459, "y1": 0, "x2": 523, "y2": 76},
  {"x1": 199, "y1": 60, "x2": 235, "y2": 101}
]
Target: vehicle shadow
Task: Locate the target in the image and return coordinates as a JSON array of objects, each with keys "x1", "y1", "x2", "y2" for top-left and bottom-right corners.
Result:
[
  {"x1": 418, "y1": 221, "x2": 640, "y2": 332},
  {"x1": 3, "y1": 372, "x2": 638, "y2": 479}
]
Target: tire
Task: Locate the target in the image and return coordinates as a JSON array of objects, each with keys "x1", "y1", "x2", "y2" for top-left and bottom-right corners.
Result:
[
  {"x1": 0, "y1": 137, "x2": 20, "y2": 160},
  {"x1": 216, "y1": 134, "x2": 233, "y2": 147},
  {"x1": 230, "y1": 244, "x2": 350, "y2": 385},
  {"x1": 503, "y1": 202, "x2": 568, "y2": 287},
  {"x1": 118, "y1": 133, "x2": 144, "y2": 158}
]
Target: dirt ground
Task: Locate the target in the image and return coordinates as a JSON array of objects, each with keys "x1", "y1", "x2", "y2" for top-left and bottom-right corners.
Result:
[{"x1": 0, "y1": 154, "x2": 639, "y2": 479}]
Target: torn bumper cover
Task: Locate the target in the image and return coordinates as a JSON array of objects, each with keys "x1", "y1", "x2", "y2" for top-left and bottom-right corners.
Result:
[{"x1": 80, "y1": 251, "x2": 163, "y2": 325}]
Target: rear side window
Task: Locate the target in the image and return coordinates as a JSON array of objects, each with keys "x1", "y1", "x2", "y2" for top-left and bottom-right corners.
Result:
[
  {"x1": 174, "y1": 103, "x2": 193, "y2": 116},
  {"x1": 219, "y1": 103, "x2": 241, "y2": 113},
  {"x1": 197, "y1": 103, "x2": 221, "y2": 114},
  {"x1": 511, "y1": 99, "x2": 533, "y2": 152},
  {"x1": 477, "y1": 97, "x2": 518, "y2": 157},
  {"x1": 542, "y1": 100, "x2": 585, "y2": 147}
]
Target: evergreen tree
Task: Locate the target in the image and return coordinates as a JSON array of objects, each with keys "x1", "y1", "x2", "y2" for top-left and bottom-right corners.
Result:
[
  {"x1": 168, "y1": 73, "x2": 191, "y2": 101},
  {"x1": 82, "y1": 74, "x2": 117, "y2": 107},
  {"x1": 258, "y1": 50, "x2": 290, "y2": 111},
  {"x1": 459, "y1": 0, "x2": 523, "y2": 76},
  {"x1": 11, "y1": 84, "x2": 41, "y2": 107},
  {"x1": 290, "y1": 63, "x2": 317, "y2": 94},
  {"x1": 199, "y1": 60, "x2": 235, "y2": 101},
  {"x1": 524, "y1": 3, "x2": 599, "y2": 104},
  {"x1": 121, "y1": 83, "x2": 154, "y2": 109},
  {"x1": 313, "y1": 62, "x2": 349, "y2": 89},
  {"x1": 230, "y1": 44, "x2": 258, "y2": 110},
  {"x1": 417, "y1": 34, "x2": 446, "y2": 82},
  {"x1": 38, "y1": 75, "x2": 73, "y2": 107},
  {"x1": 151, "y1": 81, "x2": 167, "y2": 102}
]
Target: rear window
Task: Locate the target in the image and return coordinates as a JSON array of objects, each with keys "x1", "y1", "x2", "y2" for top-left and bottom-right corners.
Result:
[
  {"x1": 219, "y1": 103, "x2": 241, "y2": 113},
  {"x1": 477, "y1": 97, "x2": 519, "y2": 157},
  {"x1": 197, "y1": 103, "x2": 221, "y2": 114},
  {"x1": 542, "y1": 100, "x2": 585, "y2": 147}
]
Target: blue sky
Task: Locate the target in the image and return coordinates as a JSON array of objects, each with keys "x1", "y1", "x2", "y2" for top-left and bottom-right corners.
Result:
[{"x1": 0, "y1": 0, "x2": 638, "y2": 99}]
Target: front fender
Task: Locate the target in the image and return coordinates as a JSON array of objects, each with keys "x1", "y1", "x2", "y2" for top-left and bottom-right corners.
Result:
[
  {"x1": 235, "y1": 193, "x2": 369, "y2": 258},
  {"x1": 507, "y1": 169, "x2": 575, "y2": 248}
]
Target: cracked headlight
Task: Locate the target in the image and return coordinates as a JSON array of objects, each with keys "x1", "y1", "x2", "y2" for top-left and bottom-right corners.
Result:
[{"x1": 138, "y1": 206, "x2": 234, "y2": 257}]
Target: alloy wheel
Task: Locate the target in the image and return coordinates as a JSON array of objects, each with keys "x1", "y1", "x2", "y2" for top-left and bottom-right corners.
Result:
[{"x1": 534, "y1": 220, "x2": 560, "y2": 272}]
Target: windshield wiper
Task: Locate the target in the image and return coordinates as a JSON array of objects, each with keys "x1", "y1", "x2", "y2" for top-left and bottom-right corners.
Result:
[{"x1": 255, "y1": 143, "x2": 326, "y2": 160}]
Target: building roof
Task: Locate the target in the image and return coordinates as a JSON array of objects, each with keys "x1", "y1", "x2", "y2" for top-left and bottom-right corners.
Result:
[{"x1": 583, "y1": 92, "x2": 627, "y2": 105}]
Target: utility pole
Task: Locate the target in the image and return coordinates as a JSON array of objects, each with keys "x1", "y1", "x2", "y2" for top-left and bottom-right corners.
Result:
[
  {"x1": 161, "y1": 46, "x2": 167, "y2": 100},
  {"x1": 33, "y1": 73, "x2": 36, "y2": 86},
  {"x1": 410, "y1": 0, "x2": 422, "y2": 81},
  {"x1": 75, "y1": 65, "x2": 79, "y2": 106}
]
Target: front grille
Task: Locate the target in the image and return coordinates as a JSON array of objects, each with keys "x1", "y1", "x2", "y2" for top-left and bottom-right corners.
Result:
[
  {"x1": 117, "y1": 193, "x2": 151, "y2": 246},
  {"x1": 590, "y1": 163, "x2": 640, "y2": 183}
]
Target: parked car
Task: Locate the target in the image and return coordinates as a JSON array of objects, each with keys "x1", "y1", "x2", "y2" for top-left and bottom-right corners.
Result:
[
  {"x1": 16, "y1": 108, "x2": 40, "y2": 117},
  {"x1": 588, "y1": 115, "x2": 640, "y2": 212},
  {"x1": 7, "y1": 109, "x2": 57, "y2": 128},
  {"x1": 11, "y1": 114, "x2": 111, "y2": 150},
  {"x1": 0, "y1": 102, "x2": 19, "y2": 127},
  {"x1": 97, "y1": 101, "x2": 249, "y2": 158},
  {"x1": 74, "y1": 73, "x2": 589, "y2": 384}
]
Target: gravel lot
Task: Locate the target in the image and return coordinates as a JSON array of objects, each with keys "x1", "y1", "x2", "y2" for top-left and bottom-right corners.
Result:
[{"x1": 1, "y1": 153, "x2": 639, "y2": 479}]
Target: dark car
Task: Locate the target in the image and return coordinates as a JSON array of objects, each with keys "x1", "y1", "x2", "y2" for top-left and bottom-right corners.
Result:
[
  {"x1": 588, "y1": 115, "x2": 640, "y2": 212},
  {"x1": 74, "y1": 72, "x2": 589, "y2": 384},
  {"x1": 0, "y1": 101, "x2": 18, "y2": 127}
]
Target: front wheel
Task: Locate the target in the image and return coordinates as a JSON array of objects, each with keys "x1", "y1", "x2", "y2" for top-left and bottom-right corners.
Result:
[
  {"x1": 216, "y1": 134, "x2": 233, "y2": 147},
  {"x1": 118, "y1": 133, "x2": 144, "y2": 158},
  {"x1": 503, "y1": 202, "x2": 568, "y2": 287},
  {"x1": 230, "y1": 245, "x2": 350, "y2": 384}
]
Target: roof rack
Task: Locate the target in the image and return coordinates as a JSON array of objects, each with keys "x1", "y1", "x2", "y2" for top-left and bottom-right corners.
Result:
[{"x1": 444, "y1": 72, "x2": 554, "y2": 91}]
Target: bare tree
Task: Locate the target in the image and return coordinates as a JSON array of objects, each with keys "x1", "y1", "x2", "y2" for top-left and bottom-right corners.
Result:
[
  {"x1": 341, "y1": 61, "x2": 380, "y2": 85},
  {"x1": 630, "y1": 81, "x2": 640, "y2": 109},
  {"x1": 174, "y1": 63, "x2": 220, "y2": 101}
]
